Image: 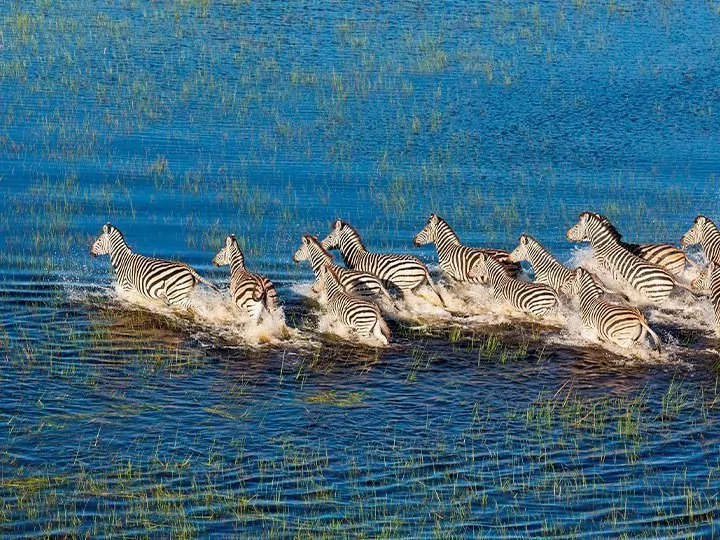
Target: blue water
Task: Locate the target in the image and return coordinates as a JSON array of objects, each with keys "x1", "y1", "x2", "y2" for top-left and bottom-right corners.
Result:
[{"x1": 1, "y1": 1, "x2": 720, "y2": 536}]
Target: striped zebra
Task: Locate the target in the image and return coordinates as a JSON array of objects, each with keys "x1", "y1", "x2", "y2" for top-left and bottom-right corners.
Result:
[
  {"x1": 412, "y1": 213, "x2": 520, "y2": 284},
  {"x1": 213, "y1": 235, "x2": 279, "y2": 322},
  {"x1": 690, "y1": 262, "x2": 720, "y2": 334},
  {"x1": 316, "y1": 264, "x2": 391, "y2": 345},
  {"x1": 566, "y1": 212, "x2": 679, "y2": 304},
  {"x1": 509, "y1": 233, "x2": 630, "y2": 301},
  {"x1": 600, "y1": 215, "x2": 692, "y2": 276},
  {"x1": 468, "y1": 252, "x2": 558, "y2": 317},
  {"x1": 90, "y1": 223, "x2": 218, "y2": 308},
  {"x1": 681, "y1": 215, "x2": 720, "y2": 264},
  {"x1": 321, "y1": 219, "x2": 445, "y2": 307},
  {"x1": 561, "y1": 267, "x2": 662, "y2": 352},
  {"x1": 508, "y1": 234, "x2": 573, "y2": 292},
  {"x1": 292, "y1": 234, "x2": 392, "y2": 300}
]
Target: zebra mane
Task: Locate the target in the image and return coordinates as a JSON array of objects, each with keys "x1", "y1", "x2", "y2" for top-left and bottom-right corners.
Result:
[
  {"x1": 337, "y1": 220, "x2": 368, "y2": 250},
  {"x1": 593, "y1": 213, "x2": 623, "y2": 241},
  {"x1": 305, "y1": 234, "x2": 333, "y2": 258}
]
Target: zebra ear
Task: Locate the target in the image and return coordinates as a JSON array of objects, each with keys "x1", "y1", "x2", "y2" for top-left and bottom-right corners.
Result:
[
  {"x1": 696, "y1": 215, "x2": 706, "y2": 225},
  {"x1": 103, "y1": 223, "x2": 111, "y2": 234},
  {"x1": 334, "y1": 220, "x2": 342, "y2": 231},
  {"x1": 226, "y1": 236, "x2": 234, "y2": 247},
  {"x1": 519, "y1": 234, "x2": 527, "y2": 245}
]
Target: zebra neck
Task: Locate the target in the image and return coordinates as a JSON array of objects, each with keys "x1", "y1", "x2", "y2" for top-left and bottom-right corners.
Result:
[
  {"x1": 324, "y1": 277, "x2": 344, "y2": 298},
  {"x1": 579, "y1": 279, "x2": 603, "y2": 304},
  {"x1": 109, "y1": 243, "x2": 132, "y2": 270},
  {"x1": 702, "y1": 224, "x2": 720, "y2": 259},
  {"x1": 229, "y1": 250, "x2": 246, "y2": 276},
  {"x1": 588, "y1": 230, "x2": 620, "y2": 258},
  {"x1": 526, "y1": 243, "x2": 552, "y2": 266},
  {"x1": 486, "y1": 260, "x2": 509, "y2": 284},
  {"x1": 434, "y1": 226, "x2": 460, "y2": 261},
  {"x1": 339, "y1": 232, "x2": 367, "y2": 267},
  {"x1": 309, "y1": 248, "x2": 332, "y2": 275}
]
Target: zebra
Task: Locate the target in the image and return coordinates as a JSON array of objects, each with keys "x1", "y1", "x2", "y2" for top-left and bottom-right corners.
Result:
[
  {"x1": 315, "y1": 264, "x2": 391, "y2": 345},
  {"x1": 292, "y1": 234, "x2": 392, "y2": 300},
  {"x1": 509, "y1": 233, "x2": 630, "y2": 301},
  {"x1": 681, "y1": 215, "x2": 720, "y2": 264},
  {"x1": 566, "y1": 212, "x2": 680, "y2": 304},
  {"x1": 690, "y1": 262, "x2": 720, "y2": 334},
  {"x1": 90, "y1": 222, "x2": 218, "y2": 309},
  {"x1": 321, "y1": 219, "x2": 445, "y2": 307},
  {"x1": 599, "y1": 215, "x2": 692, "y2": 276},
  {"x1": 508, "y1": 234, "x2": 574, "y2": 292},
  {"x1": 412, "y1": 213, "x2": 520, "y2": 284},
  {"x1": 561, "y1": 267, "x2": 662, "y2": 352},
  {"x1": 212, "y1": 234, "x2": 279, "y2": 322},
  {"x1": 468, "y1": 252, "x2": 558, "y2": 317}
]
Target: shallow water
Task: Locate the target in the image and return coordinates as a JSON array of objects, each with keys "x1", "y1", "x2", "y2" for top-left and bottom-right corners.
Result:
[{"x1": 2, "y1": 1, "x2": 720, "y2": 537}]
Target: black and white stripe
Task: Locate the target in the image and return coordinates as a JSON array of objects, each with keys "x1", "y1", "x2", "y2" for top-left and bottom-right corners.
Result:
[
  {"x1": 509, "y1": 234, "x2": 573, "y2": 292},
  {"x1": 567, "y1": 212, "x2": 677, "y2": 304},
  {"x1": 90, "y1": 223, "x2": 217, "y2": 309},
  {"x1": 690, "y1": 262, "x2": 720, "y2": 335},
  {"x1": 681, "y1": 215, "x2": 720, "y2": 264},
  {"x1": 213, "y1": 235, "x2": 279, "y2": 322},
  {"x1": 561, "y1": 267, "x2": 662, "y2": 352},
  {"x1": 600, "y1": 216, "x2": 691, "y2": 276},
  {"x1": 316, "y1": 265, "x2": 391, "y2": 344},
  {"x1": 293, "y1": 234, "x2": 392, "y2": 300},
  {"x1": 413, "y1": 213, "x2": 520, "y2": 284},
  {"x1": 321, "y1": 219, "x2": 445, "y2": 306},
  {"x1": 469, "y1": 252, "x2": 558, "y2": 317}
]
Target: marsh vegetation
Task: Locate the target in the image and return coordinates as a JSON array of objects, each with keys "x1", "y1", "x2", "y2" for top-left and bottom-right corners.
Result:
[{"x1": 2, "y1": 0, "x2": 720, "y2": 536}]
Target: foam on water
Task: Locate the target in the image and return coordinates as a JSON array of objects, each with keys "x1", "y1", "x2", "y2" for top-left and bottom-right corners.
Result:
[
  {"x1": 70, "y1": 283, "x2": 302, "y2": 348},
  {"x1": 69, "y1": 248, "x2": 717, "y2": 363}
]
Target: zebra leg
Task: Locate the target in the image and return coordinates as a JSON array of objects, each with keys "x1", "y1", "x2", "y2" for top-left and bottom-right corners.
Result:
[
  {"x1": 246, "y1": 301, "x2": 264, "y2": 324},
  {"x1": 413, "y1": 271, "x2": 447, "y2": 308}
]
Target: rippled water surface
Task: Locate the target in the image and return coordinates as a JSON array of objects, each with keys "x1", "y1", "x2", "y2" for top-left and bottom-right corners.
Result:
[{"x1": 2, "y1": 1, "x2": 720, "y2": 537}]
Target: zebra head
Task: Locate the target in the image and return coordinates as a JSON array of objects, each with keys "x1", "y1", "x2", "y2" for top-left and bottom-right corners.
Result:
[
  {"x1": 467, "y1": 253, "x2": 489, "y2": 280},
  {"x1": 560, "y1": 268, "x2": 581, "y2": 296},
  {"x1": 566, "y1": 212, "x2": 593, "y2": 242},
  {"x1": 691, "y1": 263, "x2": 713, "y2": 290},
  {"x1": 320, "y1": 219, "x2": 345, "y2": 251},
  {"x1": 508, "y1": 234, "x2": 532, "y2": 263},
  {"x1": 90, "y1": 223, "x2": 121, "y2": 257},
  {"x1": 681, "y1": 215, "x2": 710, "y2": 248},
  {"x1": 413, "y1": 214, "x2": 439, "y2": 247},
  {"x1": 560, "y1": 267, "x2": 604, "y2": 297},
  {"x1": 213, "y1": 235, "x2": 244, "y2": 267},
  {"x1": 292, "y1": 235, "x2": 313, "y2": 263}
]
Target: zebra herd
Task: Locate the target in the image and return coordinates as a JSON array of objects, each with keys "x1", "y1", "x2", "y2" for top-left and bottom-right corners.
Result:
[{"x1": 90, "y1": 212, "x2": 720, "y2": 353}]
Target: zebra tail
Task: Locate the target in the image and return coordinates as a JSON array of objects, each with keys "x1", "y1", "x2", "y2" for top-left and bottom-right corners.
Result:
[
  {"x1": 642, "y1": 321, "x2": 662, "y2": 354},
  {"x1": 190, "y1": 268, "x2": 220, "y2": 292},
  {"x1": 252, "y1": 282, "x2": 265, "y2": 302}
]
